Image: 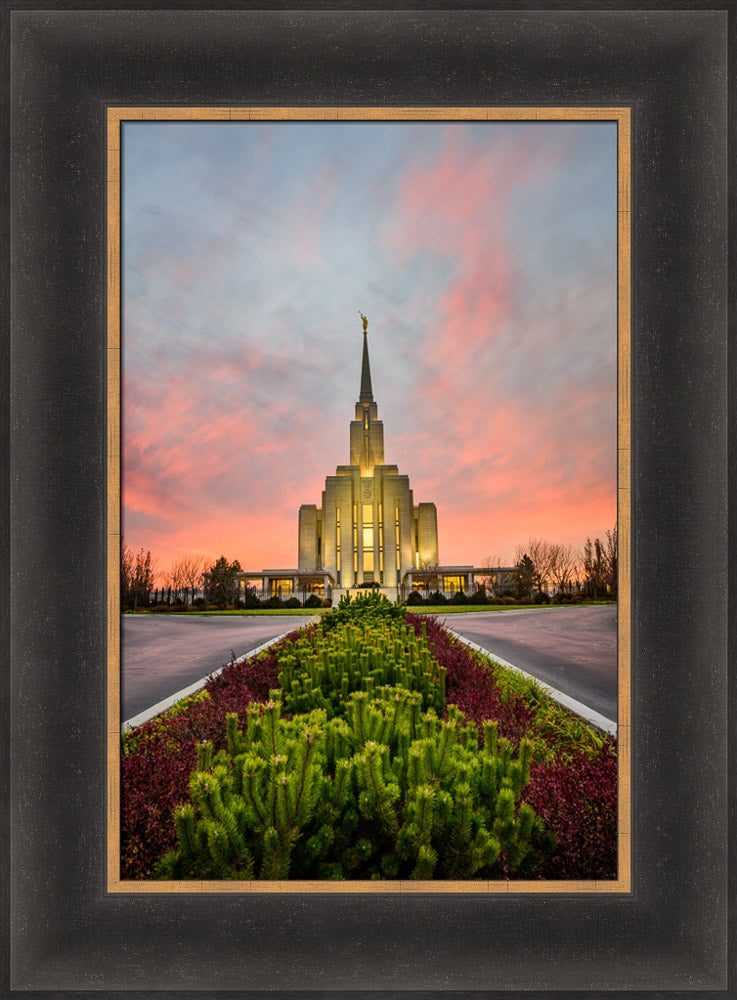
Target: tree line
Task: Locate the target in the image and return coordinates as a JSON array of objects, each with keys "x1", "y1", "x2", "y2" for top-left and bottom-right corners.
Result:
[
  {"x1": 482, "y1": 525, "x2": 617, "y2": 603},
  {"x1": 121, "y1": 525, "x2": 617, "y2": 611},
  {"x1": 120, "y1": 544, "x2": 244, "y2": 610}
]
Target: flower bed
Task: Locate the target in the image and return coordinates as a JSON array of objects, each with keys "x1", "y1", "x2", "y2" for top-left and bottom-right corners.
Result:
[{"x1": 120, "y1": 595, "x2": 616, "y2": 880}]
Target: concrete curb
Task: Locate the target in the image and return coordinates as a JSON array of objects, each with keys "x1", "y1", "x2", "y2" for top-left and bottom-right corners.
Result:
[
  {"x1": 121, "y1": 628, "x2": 299, "y2": 732},
  {"x1": 444, "y1": 627, "x2": 618, "y2": 737}
]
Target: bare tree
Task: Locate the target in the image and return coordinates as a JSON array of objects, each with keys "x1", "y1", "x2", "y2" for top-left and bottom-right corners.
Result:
[
  {"x1": 603, "y1": 524, "x2": 617, "y2": 599},
  {"x1": 130, "y1": 547, "x2": 156, "y2": 608},
  {"x1": 582, "y1": 526, "x2": 617, "y2": 599},
  {"x1": 549, "y1": 543, "x2": 579, "y2": 595},
  {"x1": 169, "y1": 559, "x2": 188, "y2": 604},
  {"x1": 120, "y1": 539, "x2": 134, "y2": 607},
  {"x1": 180, "y1": 553, "x2": 207, "y2": 604},
  {"x1": 583, "y1": 538, "x2": 606, "y2": 598},
  {"x1": 516, "y1": 538, "x2": 555, "y2": 595},
  {"x1": 479, "y1": 555, "x2": 509, "y2": 598}
]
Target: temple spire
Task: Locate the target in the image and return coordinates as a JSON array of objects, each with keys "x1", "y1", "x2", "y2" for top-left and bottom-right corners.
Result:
[{"x1": 358, "y1": 312, "x2": 374, "y2": 403}]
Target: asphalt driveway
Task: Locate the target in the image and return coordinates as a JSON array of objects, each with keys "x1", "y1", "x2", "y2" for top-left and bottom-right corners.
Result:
[
  {"x1": 436, "y1": 605, "x2": 618, "y2": 723},
  {"x1": 120, "y1": 605, "x2": 618, "y2": 728},
  {"x1": 120, "y1": 614, "x2": 316, "y2": 721}
]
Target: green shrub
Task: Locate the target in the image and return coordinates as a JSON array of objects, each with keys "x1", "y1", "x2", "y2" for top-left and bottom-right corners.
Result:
[
  {"x1": 124, "y1": 603, "x2": 615, "y2": 882},
  {"x1": 405, "y1": 590, "x2": 426, "y2": 606},
  {"x1": 428, "y1": 592, "x2": 448, "y2": 605},
  {"x1": 155, "y1": 687, "x2": 543, "y2": 881},
  {"x1": 154, "y1": 608, "x2": 546, "y2": 881},
  {"x1": 450, "y1": 591, "x2": 469, "y2": 605},
  {"x1": 304, "y1": 594, "x2": 323, "y2": 609},
  {"x1": 321, "y1": 591, "x2": 405, "y2": 632},
  {"x1": 553, "y1": 591, "x2": 585, "y2": 604},
  {"x1": 284, "y1": 597, "x2": 302, "y2": 609},
  {"x1": 276, "y1": 617, "x2": 445, "y2": 718}
]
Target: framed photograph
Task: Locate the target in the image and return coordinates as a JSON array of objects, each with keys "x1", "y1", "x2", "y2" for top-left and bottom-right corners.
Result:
[
  {"x1": 108, "y1": 106, "x2": 630, "y2": 897},
  {"x1": 6, "y1": 6, "x2": 730, "y2": 996}
]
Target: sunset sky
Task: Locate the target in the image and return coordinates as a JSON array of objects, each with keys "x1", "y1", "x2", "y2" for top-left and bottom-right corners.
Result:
[{"x1": 122, "y1": 119, "x2": 617, "y2": 579}]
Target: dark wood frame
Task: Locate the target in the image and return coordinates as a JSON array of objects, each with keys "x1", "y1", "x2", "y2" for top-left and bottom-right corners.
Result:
[{"x1": 4, "y1": 5, "x2": 731, "y2": 995}]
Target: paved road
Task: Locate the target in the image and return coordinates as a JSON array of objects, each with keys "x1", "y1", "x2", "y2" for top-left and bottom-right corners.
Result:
[
  {"x1": 121, "y1": 606, "x2": 617, "y2": 726},
  {"x1": 436, "y1": 606, "x2": 618, "y2": 722},
  {"x1": 121, "y1": 615, "x2": 316, "y2": 721}
]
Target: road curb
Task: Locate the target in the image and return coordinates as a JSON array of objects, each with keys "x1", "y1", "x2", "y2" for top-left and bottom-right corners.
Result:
[
  {"x1": 444, "y1": 627, "x2": 618, "y2": 737},
  {"x1": 121, "y1": 628, "x2": 299, "y2": 731}
]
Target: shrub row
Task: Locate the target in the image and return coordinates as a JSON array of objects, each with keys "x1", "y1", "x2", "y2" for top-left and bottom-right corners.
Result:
[
  {"x1": 278, "y1": 616, "x2": 445, "y2": 717},
  {"x1": 144, "y1": 593, "x2": 329, "y2": 612},
  {"x1": 156, "y1": 690, "x2": 546, "y2": 880},
  {"x1": 121, "y1": 646, "x2": 284, "y2": 878},
  {"x1": 405, "y1": 591, "x2": 594, "y2": 607},
  {"x1": 154, "y1": 597, "x2": 546, "y2": 879}
]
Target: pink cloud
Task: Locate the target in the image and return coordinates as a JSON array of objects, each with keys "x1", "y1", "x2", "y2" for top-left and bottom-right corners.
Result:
[
  {"x1": 122, "y1": 322, "x2": 343, "y2": 573},
  {"x1": 378, "y1": 129, "x2": 615, "y2": 565},
  {"x1": 384, "y1": 134, "x2": 538, "y2": 403}
]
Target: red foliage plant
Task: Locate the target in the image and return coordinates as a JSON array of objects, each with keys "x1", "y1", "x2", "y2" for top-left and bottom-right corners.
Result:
[
  {"x1": 121, "y1": 642, "x2": 284, "y2": 879},
  {"x1": 121, "y1": 730, "x2": 198, "y2": 879},
  {"x1": 524, "y1": 741, "x2": 618, "y2": 879}
]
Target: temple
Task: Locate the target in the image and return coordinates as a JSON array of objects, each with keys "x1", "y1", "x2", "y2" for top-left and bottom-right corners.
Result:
[
  {"x1": 236, "y1": 316, "x2": 482, "y2": 604},
  {"x1": 297, "y1": 314, "x2": 439, "y2": 601}
]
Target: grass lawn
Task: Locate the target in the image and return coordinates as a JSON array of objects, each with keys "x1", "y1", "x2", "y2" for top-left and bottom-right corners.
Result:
[
  {"x1": 127, "y1": 608, "x2": 320, "y2": 616},
  {"x1": 128, "y1": 601, "x2": 615, "y2": 617},
  {"x1": 416, "y1": 602, "x2": 615, "y2": 614}
]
